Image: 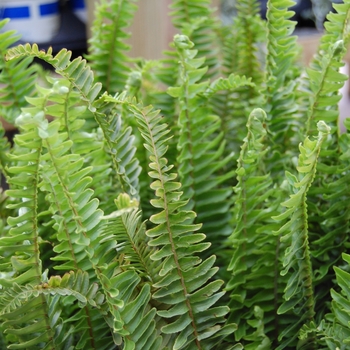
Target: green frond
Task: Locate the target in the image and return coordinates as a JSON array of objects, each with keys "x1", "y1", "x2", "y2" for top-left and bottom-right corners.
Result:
[
  {"x1": 96, "y1": 193, "x2": 159, "y2": 283},
  {"x1": 233, "y1": 0, "x2": 266, "y2": 90},
  {"x1": 0, "y1": 270, "x2": 102, "y2": 315},
  {"x1": 306, "y1": 253, "x2": 350, "y2": 349},
  {"x1": 130, "y1": 100, "x2": 237, "y2": 349},
  {"x1": 264, "y1": 0, "x2": 298, "y2": 92},
  {"x1": 86, "y1": 0, "x2": 138, "y2": 94},
  {"x1": 42, "y1": 77, "x2": 111, "y2": 206},
  {"x1": 305, "y1": 41, "x2": 348, "y2": 137},
  {"x1": 0, "y1": 19, "x2": 38, "y2": 125},
  {"x1": 0, "y1": 294, "x2": 56, "y2": 349},
  {"x1": 5, "y1": 94, "x2": 103, "y2": 274},
  {"x1": 205, "y1": 74, "x2": 255, "y2": 98},
  {"x1": 146, "y1": 51, "x2": 180, "y2": 170},
  {"x1": 168, "y1": 35, "x2": 235, "y2": 269},
  {"x1": 310, "y1": 171, "x2": 350, "y2": 282},
  {"x1": 329, "y1": 253, "x2": 350, "y2": 346},
  {"x1": 93, "y1": 95, "x2": 141, "y2": 203},
  {"x1": 37, "y1": 121, "x2": 103, "y2": 273},
  {"x1": 1, "y1": 119, "x2": 43, "y2": 288},
  {"x1": 0, "y1": 114, "x2": 53, "y2": 347},
  {"x1": 211, "y1": 0, "x2": 266, "y2": 157},
  {"x1": 297, "y1": 320, "x2": 347, "y2": 350},
  {"x1": 227, "y1": 109, "x2": 281, "y2": 348},
  {"x1": 170, "y1": 0, "x2": 220, "y2": 79},
  {"x1": 319, "y1": 1, "x2": 350, "y2": 55},
  {"x1": 6, "y1": 45, "x2": 143, "y2": 212},
  {"x1": 43, "y1": 271, "x2": 113, "y2": 350},
  {"x1": 307, "y1": 127, "x2": 350, "y2": 323},
  {"x1": 301, "y1": 1, "x2": 350, "y2": 326},
  {"x1": 263, "y1": 0, "x2": 301, "y2": 162},
  {"x1": 6, "y1": 45, "x2": 102, "y2": 110},
  {"x1": 0, "y1": 271, "x2": 112, "y2": 349},
  {"x1": 273, "y1": 121, "x2": 331, "y2": 349},
  {"x1": 306, "y1": 0, "x2": 350, "y2": 136},
  {"x1": 170, "y1": 0, "x2": 214, "y2": 29},
  {"x1": 87, "y1": 194, "x2": 162, "y2": 349},
  {"x1": 97, "y1": 268, "x2": 162, "y2": 350},
  {"x1": 2, "y1": 98, "x2": 115, "y2": 349}
]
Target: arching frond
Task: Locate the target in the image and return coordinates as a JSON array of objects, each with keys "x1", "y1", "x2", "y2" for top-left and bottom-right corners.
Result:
[
  {"x1": 0, "y1": 270, "x2": 102, "y2": 315},
  {"x1": 6, "y1": 45, "x2": 102, "y2": 110},
  {"x1": 303, "y1": 0, "x2": 350, "y2": 325},
  {"x1": 205, "y1": 74, "x2": 255, "y2": 98},
  {"x1": 227, "y1": 109, "x2": 278, "y2": 348},
  {"x1": 6, "y1": 45, "x2": 142, "y2": 213},
  {"x1": 274, "y1": 121, "x2": 331, "y2": 349},
  {"x1": 1, "y1": 84, "x2": 116, "y2": 349}
]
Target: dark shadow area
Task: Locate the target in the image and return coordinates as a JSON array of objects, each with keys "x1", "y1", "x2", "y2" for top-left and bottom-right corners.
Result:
[{"x1": 259, "y1": 0, "x2": 315, "y2": 28}]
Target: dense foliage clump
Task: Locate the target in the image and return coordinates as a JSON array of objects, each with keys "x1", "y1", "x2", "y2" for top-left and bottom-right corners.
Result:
[{"x1": 1, "y1": 0, "x2": 350, "y2": 349}]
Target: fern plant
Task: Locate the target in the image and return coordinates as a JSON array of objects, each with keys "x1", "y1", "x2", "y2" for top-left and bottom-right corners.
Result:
[{"x1": 1, "y1": 0, "x2": 350, "y2": 349}]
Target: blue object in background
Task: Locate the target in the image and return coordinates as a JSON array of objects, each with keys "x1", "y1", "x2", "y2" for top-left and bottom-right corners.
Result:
[
  {"x1": 2, "y1": 6, "x2": 30, "y2": 19},
  {"x1": 0, "y1": 1, "x2": 60, "y2": 43},
  {"x1": 40, "y1": 2, "x2": 59, "y2": 16},
  {"x1": 71, "y1": 0, "x2": 85, "y2": 10}
]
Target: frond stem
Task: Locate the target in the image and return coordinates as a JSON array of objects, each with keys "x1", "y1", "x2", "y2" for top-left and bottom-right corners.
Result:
[
  {"x1": 84, "y1": 305, "x2": 97, "y2": 349},
  {"x1": 32, "y1": 141, "x2": 56, "y2": 346},
  {"x1": 305, "y1": 64, "x2": 333, "y2": 137},
  {"x1": 273, "y1": 235, "x2": 281, "y2": 348},
  {"x1": 63, "y1": 84, "x2": 74, "y2": 143}
]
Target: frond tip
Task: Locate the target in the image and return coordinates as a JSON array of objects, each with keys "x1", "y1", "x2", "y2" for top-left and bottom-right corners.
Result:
[{"x1": 6, "y1": 44, "x2": 102, "y2": 109}]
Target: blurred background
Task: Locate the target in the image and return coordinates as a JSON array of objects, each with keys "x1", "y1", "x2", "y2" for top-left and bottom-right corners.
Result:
[{"x1": 0, "y1": 0, "x2": 343, "y2": 61}]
